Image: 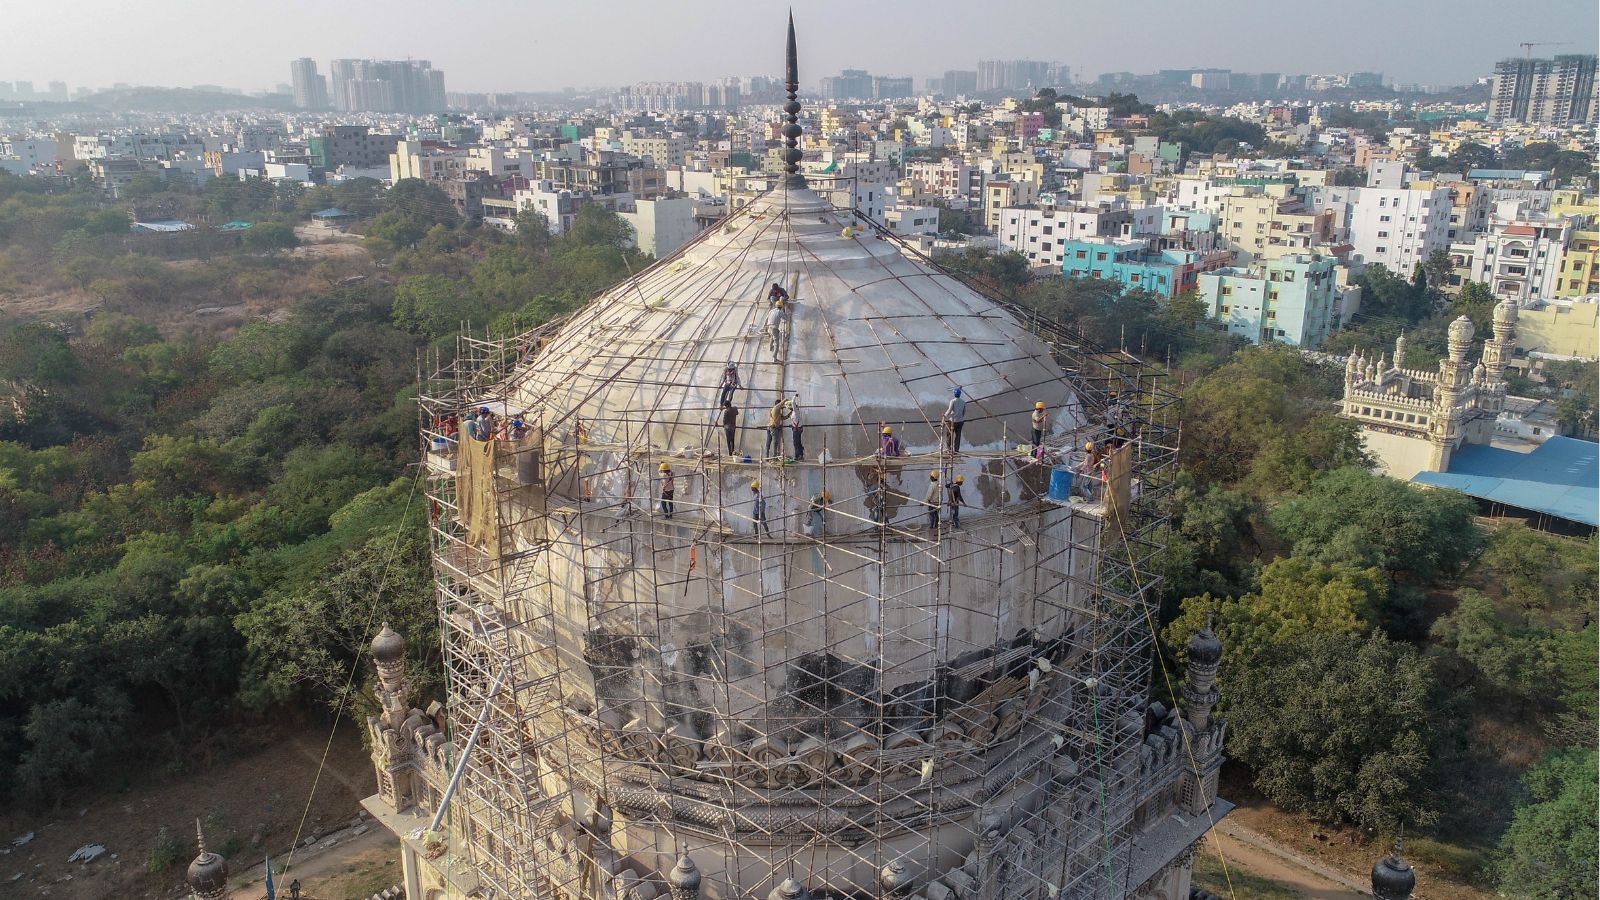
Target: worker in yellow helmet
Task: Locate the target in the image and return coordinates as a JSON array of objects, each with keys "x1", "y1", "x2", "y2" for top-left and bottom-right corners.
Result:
[
  {"x1": 1030, "y1": 401, "x2": 1048, "y2": 454},
  {"x1": 879, "y1": 425, "x2": 904, "y2": 458},
  {"x1": 658, "y1": 463, "x2": 675, "y2": 519},
  {"x1": 750, "y1": 480, "x2": 772, "y2": 537},
  {"x1": 806, "y1": 489, "x2": 829, "y2": 535},
  {"x1": 947, "y1": 473, "x2": 966, "y2": 528},
  {"x1": 923, "y1": 470, "x2": 942, "y2": 532}
]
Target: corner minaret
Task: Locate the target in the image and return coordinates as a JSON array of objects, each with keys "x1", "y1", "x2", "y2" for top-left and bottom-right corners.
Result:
[
  {"x1": 186, "y1": 820, "x2": 228, "y2": 900},
  {"x1": 782, "y1": 12, "x2": 806, "y2": 188},
  {"x1": 1182, "y1": 619, "x2": 1222, "y2": 732},
  {"x1": 1371, "y1": 837, "x2": 1416, "y2": 900}
]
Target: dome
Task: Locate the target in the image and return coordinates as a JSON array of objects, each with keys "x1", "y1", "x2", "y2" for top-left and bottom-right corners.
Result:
[
  {"x1": 1187, "y1": 625, "x2": 1223, "y2": 666},
  {"x1": 1371, "y1": 852, "x2": 1415, "y2": 900},
  {"x1": 1447, "y1": 315, "x2": 1475, "y2": 344},
  {"x1": 506, "y1": 186, "x2": 1082, "y2": 460},
  {"x1": 187, "y1": 839, "x2": 228, "y2": 896},
  {"x1": 370, "y1": 623, "x2": 405, "y2": 664},
  {"x1": 1493, "y1": 297, "x2": 1518, "y2": 325}
]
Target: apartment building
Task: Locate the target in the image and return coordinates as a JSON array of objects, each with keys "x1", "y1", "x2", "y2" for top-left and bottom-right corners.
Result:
[
  {"x1": 1198, "y1": 253, "x2": 1339, "y2": 347},
  {"x1": 1556, "y1": 229, "x2": 1599, "y2": 298},
  {"x1": 1304, "y1": 184, "x2": 1451, "y2": 273},
  {"x1": 1218, "y1": 189, "x2": 1337, "y2": 264},
  {"x1": 996, "y1": 203, "x2": 1133, "y2": 269},
  {"x1": 1468, "y1": 202, "x2": 1575, "y2": 301},
  {"x1": 1060, "y1": 236, "x2": 1232, "y2": 299}
]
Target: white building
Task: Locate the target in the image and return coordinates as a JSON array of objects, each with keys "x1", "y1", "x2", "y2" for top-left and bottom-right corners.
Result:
[
  {"x1": 996, "y1": 202, "x2": 1134, "y2": 269},
  {"x1": 883, "y1": 205, "x2": 940, "y2": 238},
  {"x1": 618, "y1": 196, "x2": 700, "y2": 258},
  {"x1": 1306, "y1": 184, "x2": 1451, "y2": 274},
  {"x1": 1468, "y1": 201, "x2": 1574, "y2": 302}
]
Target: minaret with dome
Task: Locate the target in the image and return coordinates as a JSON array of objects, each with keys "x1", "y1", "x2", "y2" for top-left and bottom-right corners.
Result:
[{"x1": 360, "y1": 15, "x2": 1224, "y2": 900}]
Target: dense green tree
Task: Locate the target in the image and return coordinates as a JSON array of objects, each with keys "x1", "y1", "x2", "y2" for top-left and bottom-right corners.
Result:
[
  {"x1": 1226, "y1": 630, "x2": 1446, "y2": 831},
  {"x1": 242, "y1": 221, "x2": 299, "y2": 251},
  {"x1": 391, "y1": 273, "x2": 478, "y2": 337},
  {"x1": 1494, "y1": 748, "x2": 1598, "y2": 899},
  {"x1": 1270, "y1": 467, "x2": 1479, "y2": 592}
]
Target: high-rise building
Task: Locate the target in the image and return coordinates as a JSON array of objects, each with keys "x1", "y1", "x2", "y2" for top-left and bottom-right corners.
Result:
[
  {"x1": 328, "y1": 58, "x2": 446, "y2": 113},
  {"x1": 977, "y1": 59, "x2": 1050, "y2": 93},
  {"x1": 289, "y1": 58, "x2": 329, "y2": 110},
  {"x1": 942, "y1": 69, "x2": 978, "y2": 96},
  {"x1": 1489, "y1": 55, "x2": 1598, "y2": 126},
  {"x1": 872, "y1": 75, "x2": 913, "y2": 99},
  {"x1": 46, "y1": 81, "x2": 67, "y2": 101},
  {"x1": 819, "y1": 68, "x2": 873, "y2": 100}
]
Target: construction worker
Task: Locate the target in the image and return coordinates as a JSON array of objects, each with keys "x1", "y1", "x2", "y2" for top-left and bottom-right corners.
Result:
[
  {"x1": 943, "y1": 387, "x2": 967, "y2": 453},
  {"x1": 1078, "y1": 441, "x2": 1104, "y2": 500},
  {"x1": 720, "y1": 400, "x2": 740, "y2": 455},
  {"x1": 878, "y1": 425, "x2": 904, "y2": 458},
  {"x1": 923, "y1": 471, "x2": 942, "y2": 532},
  {"x1": 806, "y1": 490, "x2": 829, "y2": 535},
  {"x1": 866, "y1": 478, "x2": 888, "y2": 525},
  {"x1": 947, "y1": 474, "x2": 965, "y2": 528},
  {"x1": 765, "y1": 398, "x2": 789, "y2": 459},
  {"x1": 767, "y1": 282, "x2": 789, "y2": 305},
  {"x1": 657, "y1": 463, "x2": 676, "y2": 519},
  {"x1": 765, "y1": 299, "x2": 786, "y2": 355},
  {"x1": 1029, "y1": 401, "x2": 1047, "y2": 454},
  {"x1": 718, "y1": 362, "x2": 741, "y2": 407},
  {"x1": 750, "y1": 481, "x2": 773, "y2": 537},
  {"x1": 788, "y1": 394, "x2": 805, "y2": 460}
]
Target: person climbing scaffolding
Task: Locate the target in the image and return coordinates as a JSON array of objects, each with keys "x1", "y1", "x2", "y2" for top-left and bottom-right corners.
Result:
[
  {"x1": 923, "y1": 471, "x2": 942, "y2": 532},
  {"x1": 947, "y1": 474, "x2": 965, "y2": 528},
  {"x1": 658, "y1": 463, "x2": 676, "y2": 519},
  {"x1": 718, "y1": 362, "x2": 741, "y2": 406},
  {"x1": 750, "y1": 481, "x2": 773, "y2": 537},
  {"x1": 1030, "y1": 401, "x2": 1047, "y2": 454},
  {"x1": 720, "y1": 400, "x2": 740, "y2": 455},
  {"x1": 788, "y1": 394, "x2": 805, "y2": 460},
  {"x1": 943, "y1": 387, "x2": 967, "y2": 453},
  {"x1": 765, "y1": 299, "x2": 786, "y2": 355},
  {"x1": 765, "y1": 398, "x2": 789, "y2": 459}
]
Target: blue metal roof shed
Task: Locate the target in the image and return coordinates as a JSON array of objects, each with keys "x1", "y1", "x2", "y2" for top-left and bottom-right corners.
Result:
[{"x1": 1412, "y1": 436, "x2": 1599, "y2": 527}]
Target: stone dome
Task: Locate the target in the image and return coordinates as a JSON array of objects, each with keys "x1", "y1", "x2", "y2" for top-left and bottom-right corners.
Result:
[
  {"x1": 1371, "y1": 851, "x2": 1415, "y2": 900},
  {"x1": 506, "y1": 186, "x2": 1081, "y2": 460},
  {"x1": 186, "y1": 831, "x2": 228, "y2": 897},
  {"x1": 1187, "y1": 625, "x2": 1223, "y2": 666},
  {"x1": 370, "y1": 623, "x2": 405, "y2": 664},
  {"x1": 1493, "y1": 297, "x2": 1518, "y2": 326},
  {"x1": 1447, "y1": 315, "x2": 1475, "y2": 345}
]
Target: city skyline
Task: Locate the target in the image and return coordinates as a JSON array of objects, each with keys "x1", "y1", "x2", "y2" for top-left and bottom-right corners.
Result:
[{"x1": 2, "y1": 0, "x2": 1595, "y2": 95}]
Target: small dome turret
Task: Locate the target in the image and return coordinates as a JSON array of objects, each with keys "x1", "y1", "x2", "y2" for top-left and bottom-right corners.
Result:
[
  {"x1": 1447, "y1": 315, "x2": 1474, "y2": 344},
  {"x1": 1187, "y1": 624, "x2": 1223, "y2": 667},
  {"x1": 186, "y1": 821, "x2": 228, "y2": 899},
  {"x1": 667, "y1": 854, "x2": 702, "y2": 900},
  {"x1": 1493, "y1": 297, "x2": 1518, "y2": 326},
  {"x1": 370, "y1": 623, "x2": 406, "y2": 664},
  {"x1": 1371, "y1": 849, "x2": 1415, "y2": 900}
]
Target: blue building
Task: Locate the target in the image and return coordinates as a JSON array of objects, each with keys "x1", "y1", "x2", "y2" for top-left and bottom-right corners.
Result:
[
  {"x1": 1060, "y1": 237, "x2": 1231, "y2": 298},
  {"x1": 1197, "y1": 253, "x2": 1339, "y2": 347}
]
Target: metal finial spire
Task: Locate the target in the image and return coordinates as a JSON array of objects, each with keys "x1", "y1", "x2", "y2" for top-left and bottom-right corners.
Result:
[
  {"x1": 195, "y1": 818, "x2": 208, "y2": 855},
  {"x1": 782, "y1": 11, "x2": 806, "y2": 186}
]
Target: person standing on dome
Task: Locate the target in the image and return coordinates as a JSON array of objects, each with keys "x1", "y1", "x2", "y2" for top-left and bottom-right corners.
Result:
[
  {"x1": 657, "y1": 463, "x2": 676, "y2": 519},
  {"x1": 750, "y1": 481, "x2": 773, "y2": 537},
  {"x1": 766, "y1": 282, "x2": 789, "y2": 306},
  {"x1": 788, "y1": 394, "x2": 805, "y2": 460},
  {"x1": 942, "y1": 387, "x2": 967, "y2": 453},
  {"x1": 947, "y1": 474, "x2": 965, "y2": 528},
  {"x1": 765, "y1": 398, "x2": 790, "y2": 459},
  {"x1": 720, "y1": 400, "x2": 740, "y2": 455},
  {"x1": 1030, "y1": 401, "x2": 1048, "y2": 454},
  {"x1": 922, "y1": 471, "x2": 942, "y2": 532},
  {"x1": 718, "y1": 362, "x2": 742, "y2": 407},
  {"x1": 765, "y1": 299, "x2": 786, "y2": 356}
]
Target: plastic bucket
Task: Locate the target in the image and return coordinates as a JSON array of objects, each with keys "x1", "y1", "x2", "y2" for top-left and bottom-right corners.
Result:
[{"x1": 1048, "y1": 466, "x2": 1074, "y2": 501}]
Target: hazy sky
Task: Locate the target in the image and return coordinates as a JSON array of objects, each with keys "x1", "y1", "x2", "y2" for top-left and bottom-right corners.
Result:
[{"x1": 4, "y1": 0, "x2": 1597, "y2": 93}]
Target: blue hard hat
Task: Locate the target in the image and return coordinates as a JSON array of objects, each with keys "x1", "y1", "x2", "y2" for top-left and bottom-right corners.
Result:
[
  {"x1": 952, "y1": 387, "x2": 961, "y2": 396},
  {"x1": 478, "y1": 406, "x2": 490, "y2": 414}
]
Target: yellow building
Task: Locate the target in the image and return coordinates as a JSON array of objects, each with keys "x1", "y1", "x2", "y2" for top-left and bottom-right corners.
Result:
[
  {"x1": 1515, "y1": 296, "x2": 1599, "y2": 357},
  {"x1": 1218, "y1": 188, "x2": 1338, "y2": 262},
  {"x1": 1556, "y1": 229, "x2": 1599, "y2": 298}
]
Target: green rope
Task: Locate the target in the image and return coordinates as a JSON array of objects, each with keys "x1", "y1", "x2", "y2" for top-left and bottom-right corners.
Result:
[{"x1": 1089, "y1": 679, "x2": 1114, "y2": 890}]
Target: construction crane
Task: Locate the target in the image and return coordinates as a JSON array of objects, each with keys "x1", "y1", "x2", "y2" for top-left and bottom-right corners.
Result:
[{"x1": 1520, "y1": 41, "x2": 1571, "y2": 58}]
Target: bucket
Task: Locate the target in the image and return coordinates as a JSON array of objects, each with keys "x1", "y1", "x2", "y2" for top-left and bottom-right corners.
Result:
[{"x1": 1048, "y1": 466, "x2": 1074, "y2": 502}]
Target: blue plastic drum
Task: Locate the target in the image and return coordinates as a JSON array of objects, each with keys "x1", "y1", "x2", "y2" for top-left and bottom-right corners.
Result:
[{"x1": 1048, "y1": 466, "x2": 1074, "y2": 501}]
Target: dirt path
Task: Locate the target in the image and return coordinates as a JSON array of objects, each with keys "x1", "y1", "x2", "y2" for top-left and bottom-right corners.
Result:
[
  {"x1": 226, "y1": 825, "x2": 397, "y2": 900},
  {"x1": 1200, "y1": 820, "x2": 1368, "y2": 898}
]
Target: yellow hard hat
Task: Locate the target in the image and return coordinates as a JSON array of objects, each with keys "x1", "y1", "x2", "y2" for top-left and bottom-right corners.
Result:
[
  {"x1": 750, "y1": 481, "x2": 760, "y2": 490},
  {"x1": 819, "y1": 490, "x2": 830, "y2": 501},
  {"x1": 1085, "y1": 441, "x2": 1096, "y2": 451},
  {"x1": 660, "y1": 463, "x2": 670, "y2": 471},
  {"x1": 882, "y1": 426, "x2": 893, "y2": 435},
  {"x1": 930, "y1": 471, "x2": 940, "y2": 480},
  {"x1": 955, "y1": 475, "x2": 965, "y2": 483},
  {"x1": 1035, "y1": 401, "x2": 1046, "y2": 409}
]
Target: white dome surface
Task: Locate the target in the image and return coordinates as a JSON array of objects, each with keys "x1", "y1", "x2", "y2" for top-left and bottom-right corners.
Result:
[{"x1": 508, "y1": 186, "x2": 1080, "y2": 459}]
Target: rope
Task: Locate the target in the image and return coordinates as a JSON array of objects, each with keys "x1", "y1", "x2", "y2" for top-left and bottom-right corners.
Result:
[{"x1": 282, "y1": 464, "x2": 424, "y2": 876}]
